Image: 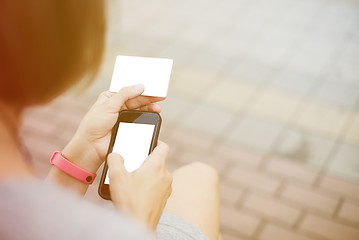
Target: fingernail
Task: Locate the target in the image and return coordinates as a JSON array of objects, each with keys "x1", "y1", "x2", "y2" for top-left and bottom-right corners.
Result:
[{"x1": 134, "y1": 84, "x2": 145, "y2": 93}]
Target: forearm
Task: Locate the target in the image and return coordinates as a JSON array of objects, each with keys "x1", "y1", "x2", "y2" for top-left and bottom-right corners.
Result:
[{"x1": 46, "y1": 136, "x2": 102, "y2": 196}]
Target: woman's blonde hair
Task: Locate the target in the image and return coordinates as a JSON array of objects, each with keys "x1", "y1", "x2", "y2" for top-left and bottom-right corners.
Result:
[{"x1": 0, "y1": 0, "x2": 106, "y2": 107}]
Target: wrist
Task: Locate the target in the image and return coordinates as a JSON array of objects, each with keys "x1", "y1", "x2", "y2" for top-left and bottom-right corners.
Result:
[
  {"x1": 114, "y1": 201, "x2": 159, "y2": 231},
  {"x1": 62, "y1": 136, "x2": 102, "y2": 174},
  {"x1": 50, "y1": 151, "x2": 96, "y2": 184}
]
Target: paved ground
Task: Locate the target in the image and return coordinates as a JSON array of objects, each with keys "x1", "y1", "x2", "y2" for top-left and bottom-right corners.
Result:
[{"x1": 20, "y1": 0, "x2": 359, "y2": 239}]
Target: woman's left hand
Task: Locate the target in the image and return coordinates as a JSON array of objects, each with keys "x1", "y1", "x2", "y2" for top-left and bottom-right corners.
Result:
[{"x1": 62, "y1": 84, "x2": 165, "y2": 173}]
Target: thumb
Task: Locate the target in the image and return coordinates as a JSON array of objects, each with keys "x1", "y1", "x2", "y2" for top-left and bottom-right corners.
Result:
[
  {"x1": 106, "y1": 84, "x2": 145, "y2": 112},
  {"x1": 107, "y1": 152, "x2": 127, "y2": 182},
  {"x1": 94, "y1": 91, "x2": 116, "y2": 105}
]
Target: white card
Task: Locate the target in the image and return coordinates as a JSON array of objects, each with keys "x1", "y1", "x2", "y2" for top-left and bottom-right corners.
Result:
[{"x1": 110, "y1": 55, "x2": 173, "y2": 97}]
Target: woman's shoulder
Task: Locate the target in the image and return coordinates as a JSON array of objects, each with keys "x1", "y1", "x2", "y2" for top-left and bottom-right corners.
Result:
[{"x1": 0, "y1": 179, "x2": 154, "y2": 240}]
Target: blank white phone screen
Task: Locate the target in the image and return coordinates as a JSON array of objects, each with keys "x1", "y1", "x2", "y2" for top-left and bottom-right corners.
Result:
[{"x1": 105, "y1": 122, "x2": 155, "y2": 184}]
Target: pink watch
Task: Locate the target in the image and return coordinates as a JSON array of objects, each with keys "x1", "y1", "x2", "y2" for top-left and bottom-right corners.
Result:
[{"x1": 50, "y1": 151, "x2": 96, "y2": 184}]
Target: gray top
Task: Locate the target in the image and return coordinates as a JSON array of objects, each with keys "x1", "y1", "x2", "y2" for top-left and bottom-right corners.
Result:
[{"x1": 0, "y1": 179, "x2": 153, "y2": 240}]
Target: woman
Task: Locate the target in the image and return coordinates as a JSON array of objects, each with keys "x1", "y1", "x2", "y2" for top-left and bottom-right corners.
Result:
[{"x1": 0, "y1": 1, "x2": 220, "y2": 240}]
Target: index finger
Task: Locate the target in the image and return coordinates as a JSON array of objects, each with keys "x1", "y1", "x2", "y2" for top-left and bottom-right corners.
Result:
[
  {"x1": 144, "y1": 141, "x2": 170, "y2": 166},
  {"x1": 106, "y1": 84, "x2": 145, "y2": 113},
  {"x1": 124, "y1": 95, "x2": 166, "y2": 110}
]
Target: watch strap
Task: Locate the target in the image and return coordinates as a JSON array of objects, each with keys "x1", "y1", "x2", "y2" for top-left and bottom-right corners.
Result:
[{"x1": 50, "y1": 151, "x2": 96, "y2": 184}]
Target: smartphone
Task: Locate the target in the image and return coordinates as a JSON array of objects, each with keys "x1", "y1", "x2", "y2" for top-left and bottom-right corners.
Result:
[{"x1": 98, "y1": 110, "x2": 162, "y2": 200}]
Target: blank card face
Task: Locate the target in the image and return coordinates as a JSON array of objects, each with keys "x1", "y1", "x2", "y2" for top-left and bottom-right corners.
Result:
[{"x1": 110, "y1": 55, "x2": 173, "y2": 97}]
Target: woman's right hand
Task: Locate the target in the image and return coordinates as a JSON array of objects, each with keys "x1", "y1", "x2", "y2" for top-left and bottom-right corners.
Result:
[{"x1": 107, "y1": 141, "x2": 172, "y2": 231}]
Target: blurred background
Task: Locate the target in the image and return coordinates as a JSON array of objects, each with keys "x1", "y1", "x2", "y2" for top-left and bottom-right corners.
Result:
[{"x1": 21, "y1": 0, "x2": 359, "y2": 239}]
